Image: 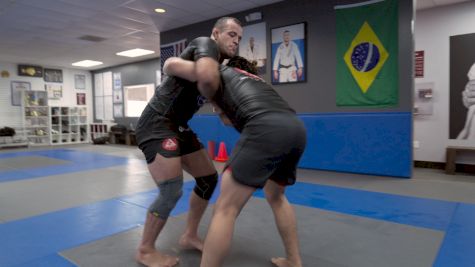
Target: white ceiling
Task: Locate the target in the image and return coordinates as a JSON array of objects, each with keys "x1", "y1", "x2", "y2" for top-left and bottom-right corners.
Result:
[
  {"x1": 415, "y1": 0, "x2": 473, "y2": 10},
  {"x1": 0, "y1": 0, "x2": 283, "y2": 70},
  {"x1": 0, "y1": 0, "x2": 472, "y2": 71}
]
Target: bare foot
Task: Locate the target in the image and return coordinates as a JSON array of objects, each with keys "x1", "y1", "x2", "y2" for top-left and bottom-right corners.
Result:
[
  {"x1": 179, "y1": 234, "x2": 204, "y2": 251},
  {"x1": 135, "y1": 248, "x2": 179, "y2": 267},
  {"x1": 271, "y1": 257, "x2": 302, "y2": 267}
]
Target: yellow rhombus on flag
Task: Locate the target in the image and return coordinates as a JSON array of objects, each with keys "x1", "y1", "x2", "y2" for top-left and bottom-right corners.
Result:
[{"x1": 344, "y1": 21, "x2": 388, "y2": 93}]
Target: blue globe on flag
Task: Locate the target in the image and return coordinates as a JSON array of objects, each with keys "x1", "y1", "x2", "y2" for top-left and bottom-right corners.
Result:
[{"x1": 350, "y1": 42, "x2": 380, "y2": 72}]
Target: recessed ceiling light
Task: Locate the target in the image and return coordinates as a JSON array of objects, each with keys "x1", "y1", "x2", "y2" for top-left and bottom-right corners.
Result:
[
  {"x1": 72, "y1": 60, "x2": 103, "y2": 67},
  {"x1": 154, "y1": 8, "x2": 166, "y2": 13},
  {"x1": 116, "y1": 48, "x2": 155, "y2": 58}
]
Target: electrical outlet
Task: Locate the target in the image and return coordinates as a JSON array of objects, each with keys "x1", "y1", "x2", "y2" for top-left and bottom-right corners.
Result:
[{"x1": 413, "y1": 140, "x2": 420, "y2": 149}]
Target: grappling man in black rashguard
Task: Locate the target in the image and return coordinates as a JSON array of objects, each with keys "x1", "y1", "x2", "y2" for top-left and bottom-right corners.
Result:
[
  {"x1": 134, "y1": 17, "x2": 242, "y2": 267},
  {"x1": 164, "y1": 55, "x2": 306, "y2": 267}
]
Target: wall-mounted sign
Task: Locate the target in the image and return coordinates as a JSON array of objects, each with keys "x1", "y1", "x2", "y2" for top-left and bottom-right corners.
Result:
[{"x1": 415, "y1": 50, "x2": 424, "y2": 78}]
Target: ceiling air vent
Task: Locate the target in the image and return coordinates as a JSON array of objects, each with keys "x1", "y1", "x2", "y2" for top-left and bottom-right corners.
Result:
[{"x1": 78, "y1": 35, "x2": 107, "y2": 42}]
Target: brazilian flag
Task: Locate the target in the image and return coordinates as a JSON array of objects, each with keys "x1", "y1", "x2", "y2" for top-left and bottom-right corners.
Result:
[{"x1": 336, "y1": 0, "x2": 398, "y2": 107}]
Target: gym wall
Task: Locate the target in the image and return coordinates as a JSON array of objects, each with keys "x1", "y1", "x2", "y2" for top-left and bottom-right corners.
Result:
[{"x1": 96, "y1": 0, "x2": 414, "y2": 177}]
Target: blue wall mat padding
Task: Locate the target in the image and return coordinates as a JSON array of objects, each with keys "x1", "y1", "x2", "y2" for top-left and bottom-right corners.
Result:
[
  {"x1": 189, "y1": 115, "x2": 240, "y2": 156},
  {"x1": 433, "y1": 203, "x2": 475, "y2": 267},
  {"x1": 189, "y1": 112, "x2": 412, "y2": 178},
  {"x1": 253, "y1": 182, "x2": 455, "y2": 231},
  {"x1": 0, "y1": 149, "x2": 129, "y2": 183},
  {"x1": 298, "y1": 112, "x2": 412, "y2": 177}
]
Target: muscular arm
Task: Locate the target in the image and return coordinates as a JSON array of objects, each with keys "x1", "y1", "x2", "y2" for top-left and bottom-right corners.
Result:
[
  {"x1": 163, "y1": 57, "x2": 197, "y2": 82},
  {"x1": 163, "y1": 56, "x2": 220, "y2": 99},
  {"x1": 196, "y1": 57, "x2": 220, "y2": 99}
]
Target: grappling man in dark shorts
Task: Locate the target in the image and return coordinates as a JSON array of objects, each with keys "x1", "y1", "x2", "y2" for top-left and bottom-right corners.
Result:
[{"x1": 164, "y1": 55, "x2": 306, "y2": 267}]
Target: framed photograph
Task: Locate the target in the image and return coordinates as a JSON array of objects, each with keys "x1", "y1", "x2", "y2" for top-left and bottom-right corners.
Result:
[
  {"x1": 45, "y1": 83, "x2": 63, "y2": 99},
  {"x1": 113, "y1": 104, "x2": 123, "y2": 118},
  {"x1": 18, "y1": 65, "x2": 43, "y2": 77},
  {"x1": 271, "y1": 22, "x2": 306, "y2": 84},
  {"x1": 113, "y1": 89, "x2": 123, "y2": 103},
  {"x1": 44, "y1": 68, "x2": 63, "y2": 83},
  {"x1": 11, "y1": 81, "x2": 31, "y2": 106},
  {"x1": 239, "y1": 22, "x2": 267, "y2": 75},
  {"x1": 77, "y1": 93, "x2": 86, "y2": 105},
  {"x1": 75, "y1": 74, "x2": 86, "y2": 89}
]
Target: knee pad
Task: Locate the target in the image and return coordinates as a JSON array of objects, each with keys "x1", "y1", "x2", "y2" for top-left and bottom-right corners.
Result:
[
  {"x1": 149, "y1": 175, "x2": 183, "y2": 219},
  {"x1": 193, "y1": 173, "x2": 218, "y2": 200}
]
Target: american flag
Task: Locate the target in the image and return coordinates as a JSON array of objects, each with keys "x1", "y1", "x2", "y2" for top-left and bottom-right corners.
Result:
[{"x1": 160, "y1": 39, "x2": 187, "y2": 70}]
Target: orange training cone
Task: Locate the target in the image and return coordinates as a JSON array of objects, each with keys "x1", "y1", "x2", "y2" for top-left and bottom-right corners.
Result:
[{"x1": 214, "y1": 141, "x2": 228, "y2": 162}]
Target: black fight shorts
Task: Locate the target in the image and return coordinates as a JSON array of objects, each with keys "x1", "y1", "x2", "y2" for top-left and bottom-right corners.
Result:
[
  {"x1": 225, "y1": 113, "x2": 307, "y2": 188},
  {"x1": 136, "y1": 105, "x2": 203, "y2": 163}
]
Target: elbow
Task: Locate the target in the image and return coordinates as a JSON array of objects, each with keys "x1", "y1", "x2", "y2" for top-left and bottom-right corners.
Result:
[
  {"x1": 163, "y1": 57, "x2": 179, "y2": 75},
  {"x1": 197, "y1": 77, "x2": 219, "y2": 99},
  {"x1": 196, "y1": 70, "x2": 219, "y2": 99}
]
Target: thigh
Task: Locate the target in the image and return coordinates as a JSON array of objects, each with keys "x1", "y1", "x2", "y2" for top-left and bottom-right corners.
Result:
[
  {"x1": 215, "y1": 169, "x2": 256, "y2": 212},
  {"x1": 147, "y1": 152, "x2": 182, "y2": 184},
  {"x1": 181, "y1": 148, "x2": 216, "y2": 177}
]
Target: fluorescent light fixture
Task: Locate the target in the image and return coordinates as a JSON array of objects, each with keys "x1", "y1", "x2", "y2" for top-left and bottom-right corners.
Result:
[
  {"x1": 155, "y1": 8, "x2": 166, "y2": 13},
  {"x1": 116, "y1": 48, "x2": 155, "y2": 58},
  {"x1": 72, "y1": 60, "x2": 103, "y2": 67}
]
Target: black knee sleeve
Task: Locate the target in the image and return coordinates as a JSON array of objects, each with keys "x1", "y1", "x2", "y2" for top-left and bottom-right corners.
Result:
[{"x1": 193, "y1": 173, "x2": 218, "y2": 200}]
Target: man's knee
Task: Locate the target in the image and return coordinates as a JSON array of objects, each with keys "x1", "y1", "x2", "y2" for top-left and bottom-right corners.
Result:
[
  {"x1": 149, "y1": 175, "x2": 183, "y2": 219},
  {"x1": 193, "y1": 173, "x2": 218, "y2": 200},
  {"x1": 264, "y1": 183, "x2": 286, "y2": 205}
]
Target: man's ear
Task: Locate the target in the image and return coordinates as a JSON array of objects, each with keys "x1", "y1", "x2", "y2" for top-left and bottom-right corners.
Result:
[{"x1": 211, "y1": 28, "x2": 219, "y2": 40}]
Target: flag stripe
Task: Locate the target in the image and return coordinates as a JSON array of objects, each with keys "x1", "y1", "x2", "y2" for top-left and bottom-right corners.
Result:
[{"x1": 160, "y1": 39, "x2": 187, "y2": 69}]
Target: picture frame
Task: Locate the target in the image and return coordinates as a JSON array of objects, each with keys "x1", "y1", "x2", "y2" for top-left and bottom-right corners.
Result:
[
  {"x1": 75, "y1": 74, "x2": 86, "y2": 89},
  {"x1": 44, "y1": 68, "x2": 63, "y2": 83},
  {"x1": 45, "y1": 83, "x2": 63, "y2": 99},
  {"x1": 77, "y1": 93, "x2": 86, "y2": 105},
  {"x1": 11, "y1": 81, "x2": 31, "y2": 106},
  {"x1": 239, "y1": 22, "x2": 267, "y2": 75},
  {"x1": 18, "y1": 65, "x2": 43, "y2": 77},
  {"x1": 271, "y1": 22, "x2": 306, "y2": 84}
]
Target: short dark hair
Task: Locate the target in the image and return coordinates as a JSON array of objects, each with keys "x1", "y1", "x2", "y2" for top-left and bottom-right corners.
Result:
[
  {"x1": 214, "y1": 17, "x2": 242, "y2": 30},
  {"x1": 227, "y1": 56, "x2": 258, "y2": 75}
]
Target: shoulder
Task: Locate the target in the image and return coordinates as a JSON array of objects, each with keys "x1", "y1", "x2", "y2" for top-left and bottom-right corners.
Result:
[{"x1": 190, "y1": 37, "x2": 216, "y2": 47}]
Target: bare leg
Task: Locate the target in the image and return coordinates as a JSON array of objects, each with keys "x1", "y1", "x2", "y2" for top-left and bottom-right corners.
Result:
[
  {"x1": 200, "y1": 169, "x2": 255, "y2": 267},
  {"x1": 136, "y1": 153, "x2": 181, "y2": 267},
  {"x1": 178, "y1": 192, "x2": 208, "y2": 251},
  {"x1": 179, "y1": 148, "x2": 217, "y2": 251},
  {"x1": 136, "y1": 213, "x2": 179, "y2": 267},
  {"x1": 264, "y1": 180, "x2": 302, "y2": 267}
]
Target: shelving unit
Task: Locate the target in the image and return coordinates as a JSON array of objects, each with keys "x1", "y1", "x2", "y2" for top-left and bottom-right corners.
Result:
[
  {"x1": 22, "y1": 91, "x2": 50, "y2": 146},
  {"x1": 50, "y1": 106, "x2": 88, "y2": 145}
]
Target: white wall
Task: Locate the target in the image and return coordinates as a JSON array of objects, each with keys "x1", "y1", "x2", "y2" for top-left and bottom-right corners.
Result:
[
  {"x1": 0, "y1": 62, "x2": 93, "y2": 129},
  {"x1": 414, "y1": 1, "x2": 475, "y2": 163}
]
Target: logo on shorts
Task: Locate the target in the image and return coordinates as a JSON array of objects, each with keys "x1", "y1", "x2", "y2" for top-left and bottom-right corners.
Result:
[{"x1": 162, "y1": 138, "x2": 178, "y2": 151}]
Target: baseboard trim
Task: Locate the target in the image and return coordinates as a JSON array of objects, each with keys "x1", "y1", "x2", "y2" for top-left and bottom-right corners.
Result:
[{"x1": 414, "y1": 161, "x2": 475, "y2": 174}]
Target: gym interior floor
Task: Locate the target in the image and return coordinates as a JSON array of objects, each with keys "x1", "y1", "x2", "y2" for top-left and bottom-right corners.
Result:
[{"x1": 1, "y1": 144, "x2": 474, "y2": 267}]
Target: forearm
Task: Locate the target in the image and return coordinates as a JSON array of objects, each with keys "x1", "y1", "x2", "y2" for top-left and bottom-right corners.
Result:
[{"x1": 196, "y1": 57, "x2": 220, "y2": 99}]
